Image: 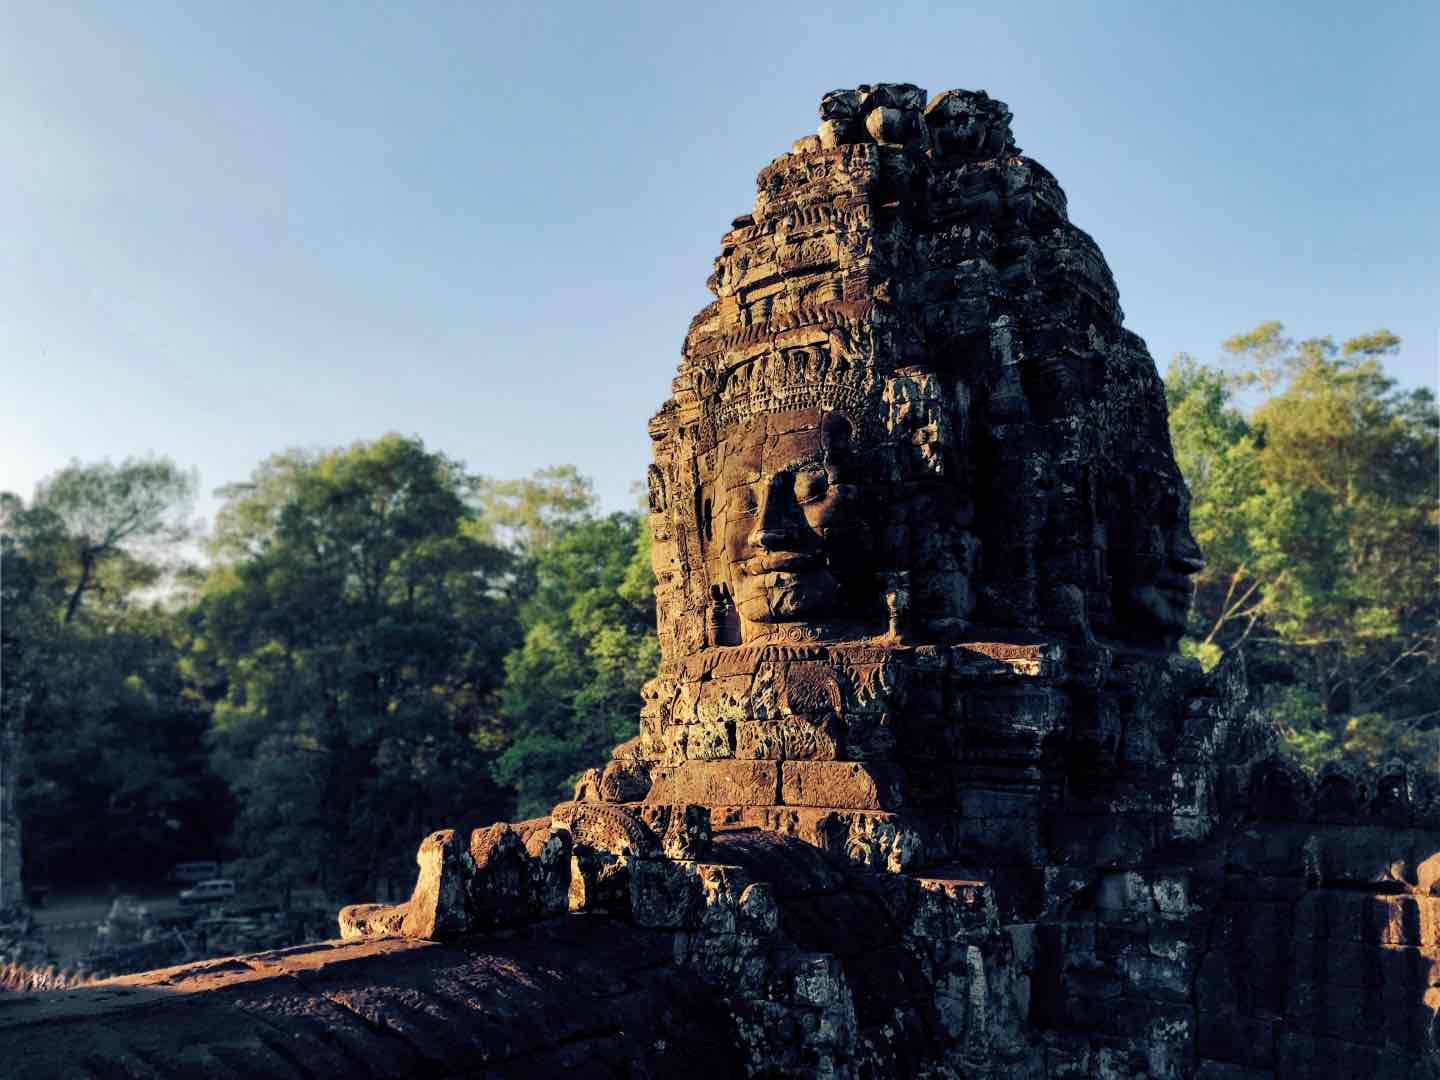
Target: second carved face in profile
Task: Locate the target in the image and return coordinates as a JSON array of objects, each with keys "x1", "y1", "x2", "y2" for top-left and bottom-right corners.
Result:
[
  {"x1": 715, "y1": 408, "x2": 873, "y2": 631},
  {"x1": 1118, "y1": 475, "x2": 1205, "y2": 647}
]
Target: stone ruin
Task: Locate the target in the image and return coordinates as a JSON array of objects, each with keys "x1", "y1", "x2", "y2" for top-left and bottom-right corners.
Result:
[{"x1": 2, "y1": 84, "x2": 1436, "y2": 1079}]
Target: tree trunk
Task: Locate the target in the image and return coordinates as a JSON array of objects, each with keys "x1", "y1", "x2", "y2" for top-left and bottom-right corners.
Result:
[
  {"x1": 63, "y1": 551, "x2": 95, "y2": 625},
  {"x1": 0, "y1": 701, "x2": 22, "y2": 909}
]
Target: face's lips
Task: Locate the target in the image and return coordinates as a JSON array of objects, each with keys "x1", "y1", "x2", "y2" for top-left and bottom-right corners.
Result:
[
  {"x1": 1153, "y1": 572, "x2": 1195, "y2": 605},
  {"x1": 741, "y1": 552, "x2": 819, "y2": 574}
]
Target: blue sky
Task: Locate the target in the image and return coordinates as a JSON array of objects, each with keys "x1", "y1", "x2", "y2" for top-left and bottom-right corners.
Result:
[{"x1": 3, "y1": 1, "x2": 1435, "y2": 526}]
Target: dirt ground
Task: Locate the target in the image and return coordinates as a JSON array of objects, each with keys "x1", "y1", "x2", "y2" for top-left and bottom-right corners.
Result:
[
  {"x1": 31, "y1": 887, "x2": 214, "y2": 964},
  {"x1": 32, "y1": 887, "x2": 184, "y2": 926}
]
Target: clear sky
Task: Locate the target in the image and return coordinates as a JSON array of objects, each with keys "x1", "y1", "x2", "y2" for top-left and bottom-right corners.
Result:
[{"x1": 3, "y1": 0, "x2": 1435, "y2": 527}]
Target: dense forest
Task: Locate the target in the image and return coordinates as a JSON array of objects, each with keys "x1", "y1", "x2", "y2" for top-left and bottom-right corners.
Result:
[{"x1": 1, "y1": 324, "x2": 1434, "y2": 901}]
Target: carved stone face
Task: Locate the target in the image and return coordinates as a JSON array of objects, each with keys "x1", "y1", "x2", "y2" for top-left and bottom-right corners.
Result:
[
  {"x1": 1125, "y1": 484, "x2": 1204, "y2": 645},
  {"x1": 1021, "y1": 352, "x2": 1098, "y2": 420},
  {"x1": 716, "y1": 408, "x2": 872, "y2": 629}
]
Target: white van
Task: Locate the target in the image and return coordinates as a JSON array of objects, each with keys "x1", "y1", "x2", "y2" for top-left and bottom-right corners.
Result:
[
  {"x1": 168, "y1": 861, "x2": 221, "y2": 884},
  {"x1": 178, "y1": 879, "x2": 236, "y2": 905}
]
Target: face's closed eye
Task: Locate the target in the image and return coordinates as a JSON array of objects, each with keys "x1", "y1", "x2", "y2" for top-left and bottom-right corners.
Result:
[
  {"x1": 731, "y1": 486, "x2": 759, "y2": 517},
  {"x1": 793, "y1": 467, "x2": 829, "y2": 505}
]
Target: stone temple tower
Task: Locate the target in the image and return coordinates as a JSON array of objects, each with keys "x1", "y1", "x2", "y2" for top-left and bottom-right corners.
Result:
[{"x1": 332, "y1": 85, "x2": 1438, "y2": 1079}]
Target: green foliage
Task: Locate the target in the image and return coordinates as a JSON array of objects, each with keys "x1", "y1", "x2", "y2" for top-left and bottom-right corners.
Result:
[
  {"x1": 2, "y1": 462, "x2": 224, "y2": 885},
  {"x1": 491, "y1": 499, "x2": 657, "y2": 818},
  {"x1": 20, "y1": 457, "x2": 196, "y2": 625},
  {"x1": 197, "y1": 434, "x2": 518, "y2": 898},
  {"x1": 1271, "y1": 683, "x2": 1440, "y2": 775},
  {"x1": 8, "y1": 442, "x2": 662, "y2": 894},
  {"x1": 474, "y1": 464, "x2": 596, "y2": 553},
  {"x1": 1167, "y1": 325, "x2": 1439, "y2": 775},
  {"x1": 1165, "y1": 356, "x2": 1266, "y2": 658},
  {"x1": 20, "y1": 611, "x2": 224, "y2": 883}
]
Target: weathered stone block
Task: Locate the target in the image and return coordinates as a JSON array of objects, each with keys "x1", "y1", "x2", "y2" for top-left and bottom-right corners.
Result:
[
  {"x1": 572, "y1": 767, "x2": 602, "y2": 802},
  {"x1": 402, "y1": 828, "x2": 472, "y2": 939},
  {"x1": 779, "y1": 713, "x2": 843, "y2": 760},
  {"x1": 1196, "y1": 1010, "x2": 1277, "y2": 1070},
  {"x1": 949, "y1": 641, "x2": 1063, "y2": 679},
  {"x1": 694, "y1": 863, "x2": 758, "y2": 935},
  {"x1": 780, "y1": 761, "x2": 906, "y2": 810},
  {"x1": 635, "y1": 802, "x2": 712, "y2": 860},
  {"x1": 720, "y1": 804, "x2": 936, "y2": 871},
  {"x1": 844, "y1": 710, "x2": 898, "y2": 759},
  {"x1": 647, "y1": 761, "x2": 779, "y2": 806},
  {"x1": 737, "y1": 881, "x2": 779, "y2": 935},
  {"x1": 734, "y1": 720, "x2": 783, "y2": 760},
  {"x1": 568, "y1": 848, "x2": 630, "y2": 915},
  {"x1": 629, "y1": 858, "x2": 703, "y2": 928},
  {"x1": 954, "y1": 815, "x2": 1048, "y2": 864},
  {"x1": 907, "y1": 876, "x2": 994, "y2": 941},
  {"x1": 518, "y1": 821, "x2": 572, "y2": 918},
  {"x1": 707, "y1": 827, "x2": 848, "y2": 900},
  {"x1": 599, "y1": 748, "x2": 652, "y2": 802},
  {"x1": 551, "y1": 801, "x2": 659, "y2": 857},
  {"x1": 685, "y1": 720, "x2": 734, "y2": 761},
  {"x1": 1121, "y1": 951, "x2": 1191, "y2": 1002},
  {"x1": 467, "y1": 823, "x2": 544, "y2": 929},
  {"x1": 336, "y1": 901, "x2": 407, "y2": 941}
]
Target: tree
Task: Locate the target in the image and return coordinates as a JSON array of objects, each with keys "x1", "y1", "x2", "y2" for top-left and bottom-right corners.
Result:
[
  {"x1": 475, "y1": 464, "x2": 596, "y2": 554},
  {"x1": 1, "y1": 462, "x2": 223, "y2": 885},
  {"x1": 492, "y1": 511, "x2": 658, "y2": 818},
  {"x1": 1166, "y1": 324, "x2": 1439, "y2": 772},
  {"x1": 1164, "y1": 356, "x2": 1267, "y2": 662},
  {"x1": 1, "y1": 504, "x2": 39, "y2": 905},
  {"x1": 20, "y1": 458, "x2": 196, "y2": 625},
  {"x1": 197, "y1": 434, "x2": 518, "y2": 900}
]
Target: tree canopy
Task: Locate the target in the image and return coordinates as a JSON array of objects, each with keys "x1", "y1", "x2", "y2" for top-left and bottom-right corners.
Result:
[
  {"x1": 491, "y1": 510, "x2": 656, "y2": 818},
  {"x1": 1166, "y1": 324, "x2": 1439, "y2": 773},
  {"x1": 1, "y1": 459, "x2": 223, "y2": 884},
  {"x1": 6, "y1": 438, "x2": 659, "y2": 899},
  {"x1": 196, "y1": 434, "x2": 519, "y2": 899}
]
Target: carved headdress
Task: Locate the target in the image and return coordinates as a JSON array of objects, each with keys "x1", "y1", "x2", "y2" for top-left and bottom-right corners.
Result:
[{"x1": 699, "y1": 326, "x2": 880, "y2": 442}]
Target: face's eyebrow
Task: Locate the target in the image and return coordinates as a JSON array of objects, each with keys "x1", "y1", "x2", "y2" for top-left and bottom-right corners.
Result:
[{"x1": 764, "y1": 451, "x2": 825, "y2": 473}]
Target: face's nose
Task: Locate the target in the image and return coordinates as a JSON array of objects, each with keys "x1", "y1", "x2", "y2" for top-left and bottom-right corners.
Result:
[
  {"x1": 747, "y1": 473, "x2": 803, "y2": 551},
  {"x1": 1172, "y1": 527, "x2": 1205, "y2": 575}
]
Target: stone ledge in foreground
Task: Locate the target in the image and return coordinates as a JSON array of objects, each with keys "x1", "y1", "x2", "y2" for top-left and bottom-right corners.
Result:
[{"x1": 0, "y1": 917, "x2": 744, "y2": 1079}]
